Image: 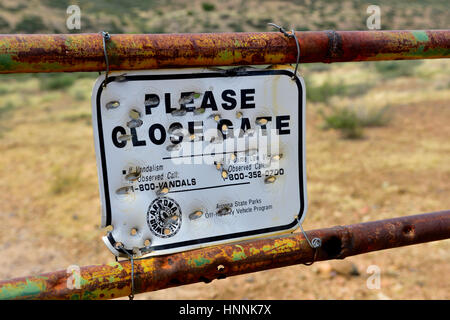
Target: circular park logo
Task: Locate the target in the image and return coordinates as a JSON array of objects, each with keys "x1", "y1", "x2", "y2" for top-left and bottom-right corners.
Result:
[{"x1": 146, "y1": 197, "x2": 182, "y2": 238}]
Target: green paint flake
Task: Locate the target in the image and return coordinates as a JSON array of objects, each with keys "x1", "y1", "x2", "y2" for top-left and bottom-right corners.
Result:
[
  {"x1": 79, "y1": 276, "x2": 89, "y2": 287},
  {"x1": 372, "y1": 31, "x2": 449, "y2": 60},
  {"x1": 374, "y1": 45, "x2": 450, "y2": 60},
  {"x1": 108, "y1": 261, "x2": 124, "y2": 270},
  {"x1": 231, "y1": 245, "x2": 247, "y2": 261},
  {"x1": 0, "y1": 278, "x2": 47, "y2": 300},
  {"x1": 64, "y1": 38, "x2": 74, "y2": 48},
  {"x1": 188, "y1": 256, "x2": 211, "y2": 267},
  {"x1": 217, "y1": 49, "x2": 242, "y2": 62},
  {"x1": 412, "y1": 31, "x2": 429, "y2": 42}
]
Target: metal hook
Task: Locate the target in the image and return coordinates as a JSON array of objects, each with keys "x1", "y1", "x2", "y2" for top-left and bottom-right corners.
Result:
[
  {"x1": 268, "y1": 23, "x2": 301, "y2": 79},
  {"x1": 100, "y1": 31, "x2": 111, "y2": 88}
]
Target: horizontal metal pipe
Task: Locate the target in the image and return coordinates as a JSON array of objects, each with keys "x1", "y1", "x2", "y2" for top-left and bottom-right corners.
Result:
[
  {"x1": 0, "y1": 210, "x2": 448, "y2": 300},
  {"x1": 0, "y1": 30, "x2": 449, "y2": 74}
]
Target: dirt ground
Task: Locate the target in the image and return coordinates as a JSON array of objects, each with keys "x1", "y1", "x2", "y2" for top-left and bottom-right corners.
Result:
[{"x1": 0, "y1": 60, "x2": 448, "y2": 299}]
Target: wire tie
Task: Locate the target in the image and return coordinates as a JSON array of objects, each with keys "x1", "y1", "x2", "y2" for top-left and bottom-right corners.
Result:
[
  {"x1": 268, "y1": 23, "x2": 301, "y2": 79},
  {"x1": 100, "y1": 31, "x2": 111, "y2": 88}
]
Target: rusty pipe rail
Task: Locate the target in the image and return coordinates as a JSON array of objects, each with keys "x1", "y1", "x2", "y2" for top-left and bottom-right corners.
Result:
[
  {"x1": 0, "y1": 210, "x2": 448, "y2": 300},
  {"x1": 0, "y1": 30, "x2": 449, "y2": 74}
]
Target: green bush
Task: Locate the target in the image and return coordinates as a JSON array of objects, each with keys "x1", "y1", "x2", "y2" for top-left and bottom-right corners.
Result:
[
  {"x1": 202, "y1": 3, "x2": 216, "y2": 12},
  {"x1": 373, "y1": 60, "x2": 423, "y2": 79},
  {"x1": 39, "y1": 74, "x2": 76, "y2": 91},
  {"x1": 3, "y1": 3, "x2": 27, "y2": 12},
  {"x1": 307, "y1": 79, "x2": 373, "y2": 103},
  {"x1": 307, "y1": 79, "x2": 348, "y2": 103},
  {"x1": 320, "y1": 107, "x2": 363, "y2": 139},
  {"x1": 228, "y1": 21, "x2": 244, "y2": 32},
  {"x1": 320, "y1": 105, "x2": 392, "y2": 139},
  {"x1": 0, "y1": 16, "x2": 10, "y2": 32},
  {"x1": 14, "y1": 15, "x2": 47, "y2": 33},
  {"x1": 303, "y1": 63, "x2": 331, "y2": 73},
  {"x1": 247, "y1": 17, "x2": 272, "y2": 30}
]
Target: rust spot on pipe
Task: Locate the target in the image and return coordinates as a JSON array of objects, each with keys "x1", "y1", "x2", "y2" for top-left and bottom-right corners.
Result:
[{"x1": 325, "y1": 30, "x2": 344, "y2": 63}]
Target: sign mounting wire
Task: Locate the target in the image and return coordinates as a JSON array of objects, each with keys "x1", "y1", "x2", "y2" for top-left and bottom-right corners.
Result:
[
  {"x1": 268, "y1": 23, "x2": 301, "y2": 79},
  {"x1": 100, "y1": 31, "x2": 111, "y2": 88}
]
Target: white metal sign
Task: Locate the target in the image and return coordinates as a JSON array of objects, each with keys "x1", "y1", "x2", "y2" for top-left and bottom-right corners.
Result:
[{"x1": 91, "y1": 66, "x2": 307, "y2": 257}]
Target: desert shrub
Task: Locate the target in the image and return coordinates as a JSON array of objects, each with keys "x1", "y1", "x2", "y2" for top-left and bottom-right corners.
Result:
[
  {"x1": 148, "y1": 23, "x2": 166, "y2": 34},
  {"x1": 202, "y1": 3, "x2": 215, "y2": 12},
  {"x1": 297, "y1": 26, "x2": 310, "y2": 31},
  {"x1": 304, "y1": 63, "x2": 331, "y2": 73},
  {"x1": 202, "y1": 19, "x2": 220, "y2": 31},
  {"x1": 228, "y1": 21, "x2": 244, "y2": 32},
  {"x1": 345, "y1": 83, "x2": 374, "y2": 98},
  {"x1": 14, "y1": 15, "x2": 47, "y2": 33},
  {"x1": 0, "y1": 87, "x2": 9, "y2": 95},
  {"x1": 39, "y1": 74, "x2": 76, "y2": 91},
  {"x1": 373, "y1": 60, "x2": 423, "y2": 79},
  {"x1": 71, "y1": 89, "x2": 88, "y2": 101},
  {"x1": 315, "y1": 21, "x2": 337, "y2": 29},
  {"x1": 320, "y1": 107, "x2": 363, "y2": 139},
  {"x1": 3, "y1": 3, "x2": 27, "y2": 12},
  {"x1": 247, "y1": 17, "x2": 272, "y2": 30},
  {"x1": 42, "y1": 0, "x2": 71, "y2": 10},
  {"x1": 73, "y1": 72, "x2": 98, "y2": 80},
  {"x1": 307, "y1": 78, "x2": 373, "y2": 103},
  {"x1": 320, "y1": 105, "x2": 392, "y2": 139},
  {"x1": 307, "y1": 79, "x2": 348, "y2": 103},
  {"x1": 0, "y1": 16, "x2": 10, "y2": 32}
]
